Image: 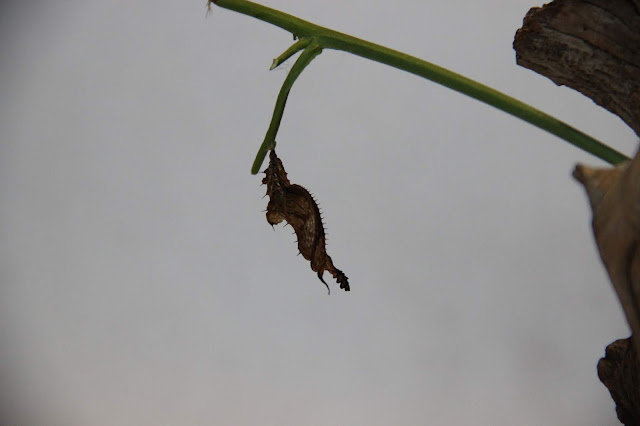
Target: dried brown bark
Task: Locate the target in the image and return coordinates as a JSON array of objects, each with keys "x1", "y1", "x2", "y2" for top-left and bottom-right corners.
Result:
[
  {"x1": 573, "y1": 157, "x2": 640, "y2": 424},
  {"x1": 514, "y1": 0, "x2": 640, "y2": 423},
  {"x1": 514, "y1": 0, "x2": 640, "y2": 136},
  {"x1": 597, "y1": 338, "x2": 640, "y2": 426}
]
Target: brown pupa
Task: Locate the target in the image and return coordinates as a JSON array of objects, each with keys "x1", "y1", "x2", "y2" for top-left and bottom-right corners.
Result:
[{"x1": 262, "y1": 150, "x2": 349, "y2": 293}]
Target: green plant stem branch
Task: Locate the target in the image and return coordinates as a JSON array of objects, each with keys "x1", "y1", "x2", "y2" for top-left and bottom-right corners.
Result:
[
  {"x1": 213, "y1": 0, "x2": 630, "y2": 173},
  {"x1": 270, "y1": 38, "x2": 311, "y2": 70},
  {"x1": 251, "y1": 42, "x2": 323, "y2": 174}
]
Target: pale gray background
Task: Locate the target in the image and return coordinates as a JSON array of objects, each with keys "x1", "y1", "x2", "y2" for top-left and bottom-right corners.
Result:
[{"x1": 1, "y1": 0, "x2": 638, "y2": 425}]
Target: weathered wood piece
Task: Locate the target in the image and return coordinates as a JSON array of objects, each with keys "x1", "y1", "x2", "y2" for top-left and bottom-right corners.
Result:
[
  {"x1": 515, "y1": 1, "x2": 640, "y2": 422},
  {"x1": 597, "y1": 338, "x2": 640, "y2": 426},
  {"x1": 514, "y1": 0, "x2": 640, "y2": 136}
]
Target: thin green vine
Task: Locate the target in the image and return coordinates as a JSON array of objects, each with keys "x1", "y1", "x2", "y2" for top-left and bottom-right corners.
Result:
[
  {"x1": 251, "y1": 41, "x2": 322, "y2": 174},
  {"x1": 211, "y1": 0, "x2": 629, "y2": 174}
]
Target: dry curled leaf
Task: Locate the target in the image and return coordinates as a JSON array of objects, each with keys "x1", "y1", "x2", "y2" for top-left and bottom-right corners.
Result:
[
  {"x1": 575, "y1": 150, "x2": 640, "y2": 422},
  {"x1": 574, "y1": 151, "x2": 640, "y2": 353},
  {"x1": 262, "y1": 150, "x2": 349, "y2": 293}
]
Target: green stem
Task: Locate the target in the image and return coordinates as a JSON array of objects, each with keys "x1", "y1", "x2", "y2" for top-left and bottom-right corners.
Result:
[
  {"x1": 270, "y1": 38, "x2": 311, "y2": 70},
  {"x1": 213, "y1": 0, "x2": 629, "y2": 172},
  {"x1": 251, "y1": 42, "x2": 323, "y2": 174}
]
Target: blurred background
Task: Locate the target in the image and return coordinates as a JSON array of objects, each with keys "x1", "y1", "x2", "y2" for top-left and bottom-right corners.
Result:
[{"x1": 1, "y1": 0, "x2": 637, "y2": 424}]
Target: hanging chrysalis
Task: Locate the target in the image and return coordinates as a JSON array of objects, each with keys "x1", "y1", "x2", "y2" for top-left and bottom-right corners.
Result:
[{"x1": 262, "y1": 150, "x2": 349, "y2": 294}]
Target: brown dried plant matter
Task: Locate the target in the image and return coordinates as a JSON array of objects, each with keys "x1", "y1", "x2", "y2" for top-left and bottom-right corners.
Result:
[
  {"x1": 573, "y1": 152, "x2": 640, "y2": 352},
  {"x1": 262, "y1": 150, "x2": 349, "y2": 293},
  {"x1": 574, "y1": 149, "x2": 640, "y2": 424}
]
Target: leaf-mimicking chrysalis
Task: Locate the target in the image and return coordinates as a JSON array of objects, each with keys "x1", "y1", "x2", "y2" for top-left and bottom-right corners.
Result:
[{"x1": 262, "y1": 150, "x2": 350, "y2": 294}]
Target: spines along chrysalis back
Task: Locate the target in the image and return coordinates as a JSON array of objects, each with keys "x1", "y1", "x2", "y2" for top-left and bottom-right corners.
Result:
[{"x1": 262, "y1": 150, "x2": 350, "y2": 294}]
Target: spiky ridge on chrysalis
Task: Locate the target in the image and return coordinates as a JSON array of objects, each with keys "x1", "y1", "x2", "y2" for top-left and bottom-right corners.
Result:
[{"x1": 262, "y1": 150, "x2": 349, "y2": 293}]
